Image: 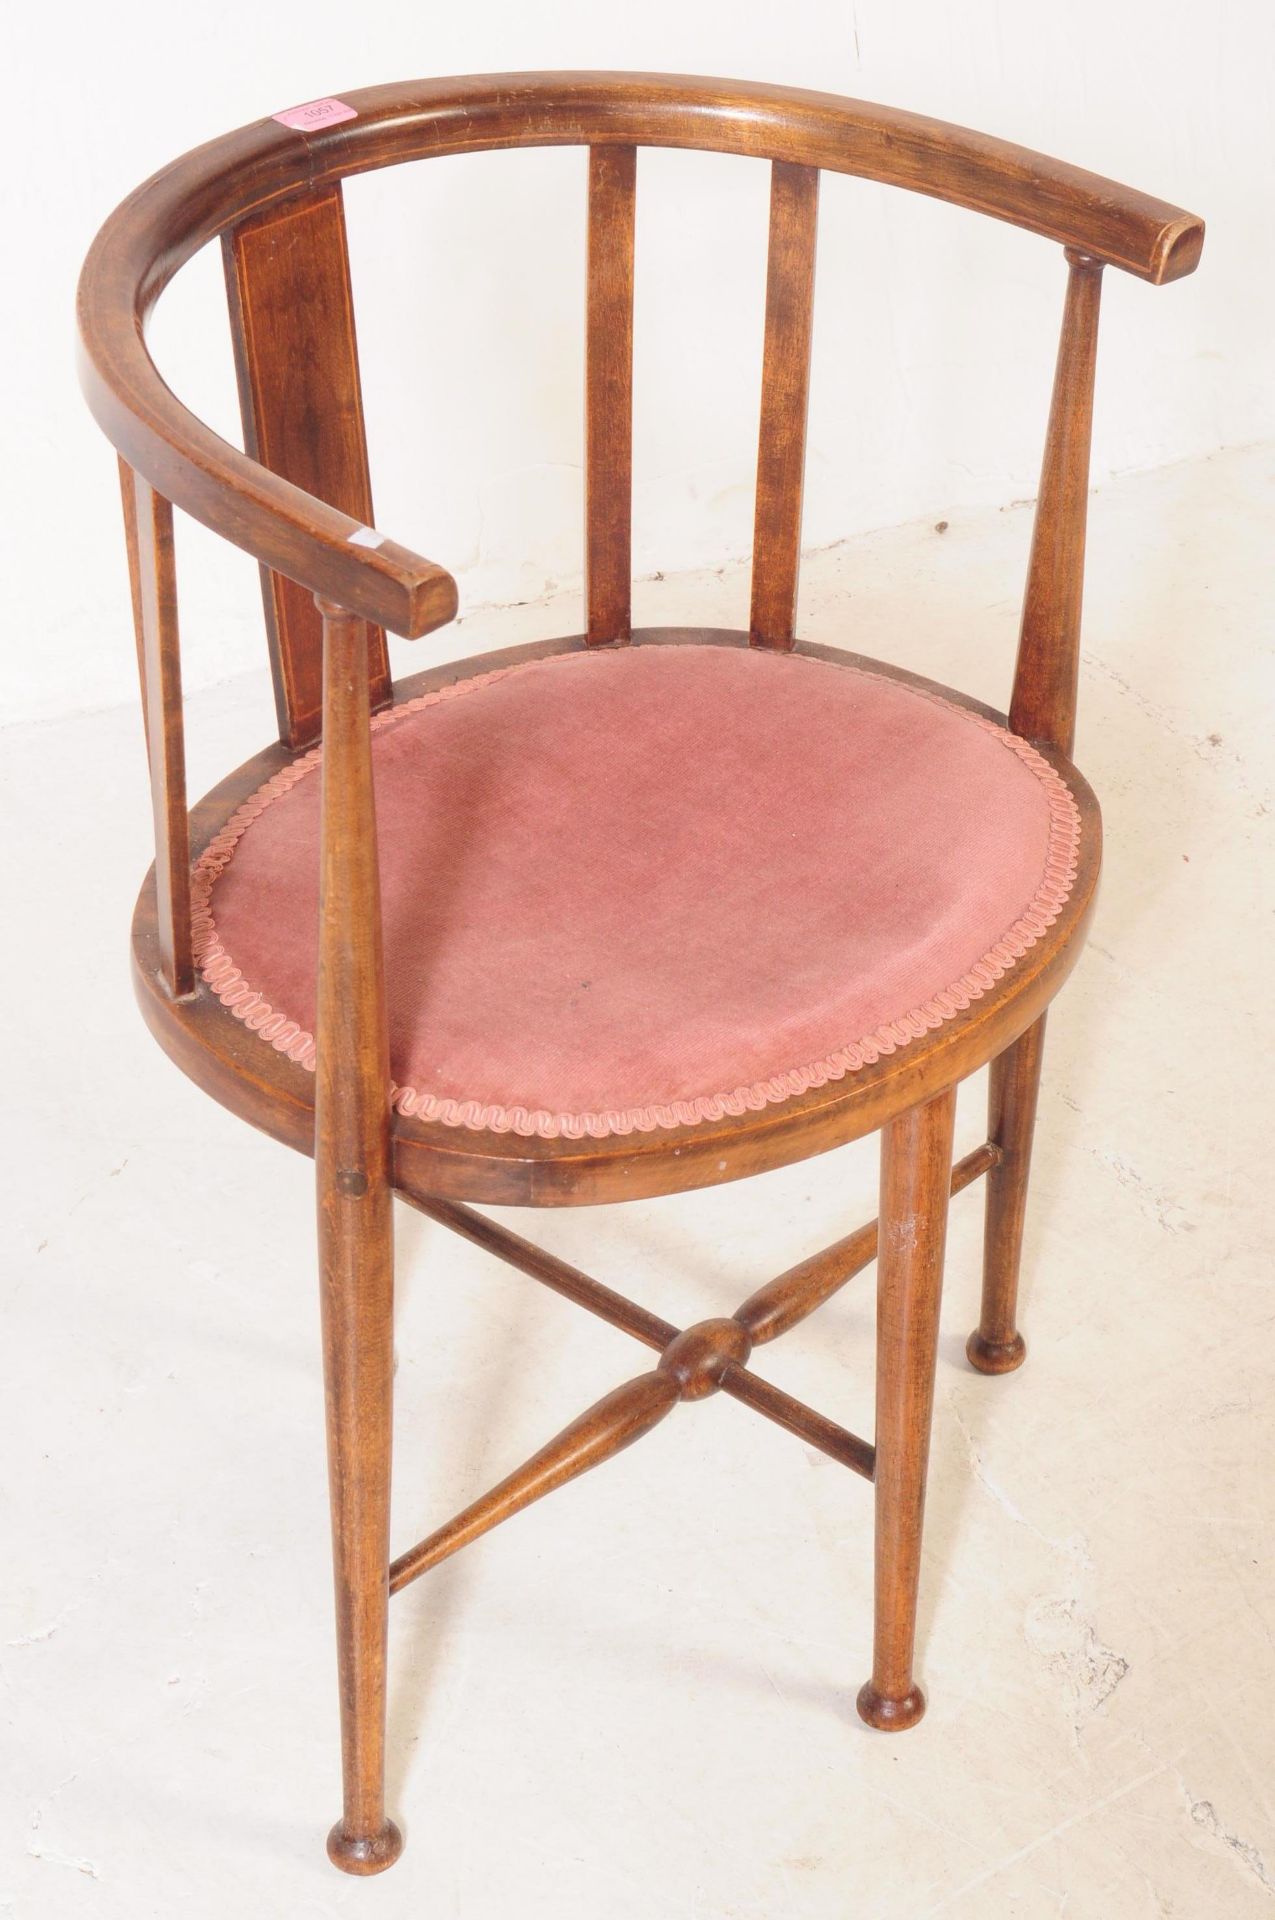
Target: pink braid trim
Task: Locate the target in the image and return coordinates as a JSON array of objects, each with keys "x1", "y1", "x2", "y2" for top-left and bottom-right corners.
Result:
[{"x1": 188, "y1": 651, "x2": 1084, "y2": 1140}]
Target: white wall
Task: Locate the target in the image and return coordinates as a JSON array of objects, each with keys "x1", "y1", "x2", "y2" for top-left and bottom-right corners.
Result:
[{"x1": 6, "y1": 0, "x2": 1269, "y2": 724}]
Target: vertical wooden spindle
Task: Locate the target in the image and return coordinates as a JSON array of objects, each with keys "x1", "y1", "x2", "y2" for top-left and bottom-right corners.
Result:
[
  {"x1": 750, "y1": 162, "x2": 819, "y2": 650},
  {"x1": 118, "y1": 455, "x2": 150, "y2": 741},
  {"x1": 984, "y1": 249, "x2": 1103, "y2": 1384},
  {"x1": 585, "y1": 144, "x2": 636, "y2": 645},
  {"x1": 223, "y1": 186, "x2": 391, "y2": 747},
  {"x1": 968, "y1": 1014, "x2": 1044, "y2": 1374},
  {"x1": 313, "y1": 599, "x2": 401, "y2": 1876},
  {"x1": 857, "y1": 1087, "x2": 956, "y2": 1731},
  {"x1": 1009, "y1": 250, "x2": 1105, "y2": 756},
  {"x1": 119, "y1": 459, "x2": 193, "y2": 999}
]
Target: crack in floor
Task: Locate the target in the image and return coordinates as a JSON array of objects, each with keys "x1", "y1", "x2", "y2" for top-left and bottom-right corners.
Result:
[
  {"x1": 1182, "y1": 1786, "x2": 1275, "y2": 1897},
  {"x1": 27, "y1": 1774, "x2": 99, "y2": 1879},
  {"x1": 1024, "y1": 1596, "x2": 1130, "y2": 1738}
]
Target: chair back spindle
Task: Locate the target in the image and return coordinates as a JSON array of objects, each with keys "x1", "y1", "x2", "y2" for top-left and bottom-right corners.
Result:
[
  {"x1": 585, "y1": 145, "x2": 637, "y2": 644},
  {"x1": 119, "y1": 460, "x2": 193, "y2": 998},
  {"x1": 223, "y1": 186, "x2": 391, "y2": 745},
  {"x1": 750, "y1": 162, "x2": 820, "y2": 650},
  {"x1": 1009, "y1": 250, "x2": 1104, "y2": 755}
]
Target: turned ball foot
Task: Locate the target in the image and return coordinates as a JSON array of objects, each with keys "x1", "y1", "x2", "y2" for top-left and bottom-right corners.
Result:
[
  {"x1": 856, "y1": 1682, "x2": 926, "y2": 1731},
  {"x1": 327, "y1": 1819, "x2": 404, "y2": 1875},
  {"x1": 965, "y1": 1329, "x2": 1027, "y2": 1375}
]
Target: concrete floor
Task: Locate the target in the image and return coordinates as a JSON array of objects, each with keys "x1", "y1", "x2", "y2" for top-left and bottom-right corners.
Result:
[{"x1": 3, "y1": 443, "x2": 1272, "y2": 1917}]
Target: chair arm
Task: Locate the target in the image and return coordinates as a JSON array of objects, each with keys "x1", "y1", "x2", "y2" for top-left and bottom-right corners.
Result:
[{"x1": 77, "y1": 234, "x2": 458, "y2": 640}]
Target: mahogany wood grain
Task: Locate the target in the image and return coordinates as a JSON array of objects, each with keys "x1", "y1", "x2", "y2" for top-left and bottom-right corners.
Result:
[
  {"x1": 78, "y1": 75, "x2": 1204, "y2": 1873},
  {"x1": 120, "y1": 463, "x2": 193, "y2": 999},
  {"x1": 223, "y1": 187, "x2": 392, "y2": 747},
  {"x1": 117, "y1": 455, "x2": 150, "y2": 744},
  {"x1": 715, "y1": 1363, "x2": 876, "y2": 1476},
  {"x1": 404, "y1": 1193, "x2": 677, "y2": 1351},
  {"x1": 390, "y1": 1307, "x2": 873, "y2": 1598},
  {"x1": 129, "y1": 629, "x2": 1102, "y2": 1209},
  {"x1": 968, "y1": 1015, "x2": 1047, "y2": 1374},
  {"x1": 750, "y1": 162, "x2": 819, "y2": 649},
  {"x1": 585, "y1": 145, "x2": 636, "y2": 644},
  {"x1": 989, "y1": 251, "x2": 1104, "y2": 1379},
  {"x1": 390, "y1": 1370, "x2": 682, "y2": 1592},
  {"x1": 736, "y1": 1141, "x2": 996, "y2": 1344},
  {"x1": 400, "y1": 1191, "x2": 878, "y2": 1479},
  {"x1": 411, "y1": 1147, "x2": 993, "y2": 1366},
  {"x1": 313, "y1": 603, "x2": 401, "y2": 1874},
  {"x1": 77, "y1": 77, "x2": 1201, "y2": 641},
  {"x1": 1009, "y1": 253, "x2": 1104, "y2": 757},
  {"x1": 857, "y1": 1086, "x2": 956, "y2": 1731}
]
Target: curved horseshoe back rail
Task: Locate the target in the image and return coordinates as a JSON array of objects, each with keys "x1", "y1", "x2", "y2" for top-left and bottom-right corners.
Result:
[
  {"x1": 78, "y1": 72, "x2": 1203, "y2": 637},
  {"x1": 80, "y1": 77, "x2": 1203, "y2": 1871}
]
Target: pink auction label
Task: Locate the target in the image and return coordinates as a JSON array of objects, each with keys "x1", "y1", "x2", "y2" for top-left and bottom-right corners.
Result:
[{"x1": 272, "y1": 97, "x2": 358, "y2": 132}]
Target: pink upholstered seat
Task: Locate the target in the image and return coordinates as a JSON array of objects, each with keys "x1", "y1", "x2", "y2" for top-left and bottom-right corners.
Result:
[{"x1": 192, "y1": 643, "x2": 1081, "y2": 1139}]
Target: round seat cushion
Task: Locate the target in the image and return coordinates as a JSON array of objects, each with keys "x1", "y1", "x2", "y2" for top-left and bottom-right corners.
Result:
[{"x1": 191, "y1": 643, "x2": 1082, "y2": 1139}]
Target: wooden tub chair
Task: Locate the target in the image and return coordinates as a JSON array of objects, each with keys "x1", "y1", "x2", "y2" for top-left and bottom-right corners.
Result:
[{"x1": 77, "y1": 73, "x2": 1203, "y2": 1873}]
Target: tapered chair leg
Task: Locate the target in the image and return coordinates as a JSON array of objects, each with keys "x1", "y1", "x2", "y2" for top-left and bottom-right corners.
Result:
[
  {"x1": 315, "y1": 601, "x2": 402, "y2": 1874},
  {"x1": 317, "y1": 1172, "x2": 400, "y2": 1873},
  {"x1": 857, "y1": 1087, "x2": 956, "y2": 1731},
  {"x1": 967, "y1": 1016, "x2": 1046, "y2": 1375}
]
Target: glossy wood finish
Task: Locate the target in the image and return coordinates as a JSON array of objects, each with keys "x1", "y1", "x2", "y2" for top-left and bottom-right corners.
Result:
[
  {"x1": 391, "y1": 1371, "x2": 683, "y2": 1592},
  {"x1": 390, "y1": 1149, "x2": 1005, "y2": 1597},
  {"x1": 223, "y1": 188, "x2": 392, "y2": 747},
  {"x1": 857, "y1": 1087, "x2": 957, "y2": 1731},
  {"x1": 713, "y1": 1362, "x2": 875, "y2": 1474},
  {"x1": 978, "y1": 248, "x2": 1105, "y2": 1373},
  {"x1": 969, "y1": 1014, "x2": 1047, "y2": 1374},
  {"x1": 750, "y1": 162, "x2": 819, "y2": 648},
  {"x1": 410, "y1": 1192, "x2": 677, "y2": 1348},
  {"x1": 585, "y1": 144, "x2": 636, "y2": 644},
  {"x1": 129, "y1": 629, "x2": 1102, "y2": 1208},
  {"x1": 736, "y1": 1142, "x2": 996, "y2": 1345},
  {"x1": 389, "y1": 1286, "x2": 879, "y2": 1596},
  {"x1": 398, "y1": 1173, "x2": 904, "y2": 1530},
  {"x1": 77, "y1": 76, "x2": 1202, "y2": 640},
  {"x1": 1010, "y1": 252, "x2": 1103, "y2": 757},
  {"x1": 313, "y1": 604, "x2": 400, "y2": 1874},
  {"x1": 119, "y1": 461, "x2": 193, "y2": 998},
  {"x1": 118, "y1": 456, "x2": 151, "y2": 746},
  {"x1": 79, "y1": 72, "x2": 1204, "y2": 1875}
]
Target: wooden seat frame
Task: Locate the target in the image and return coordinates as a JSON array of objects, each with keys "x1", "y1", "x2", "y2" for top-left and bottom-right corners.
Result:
[{"x1": 77, "y1": 73, "x2": 1203, "y2": 1875}]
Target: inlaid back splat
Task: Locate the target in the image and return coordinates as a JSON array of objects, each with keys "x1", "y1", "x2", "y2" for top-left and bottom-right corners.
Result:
[{"x1": 223, "y1": 186, "x2": 392, "y2": 746}]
